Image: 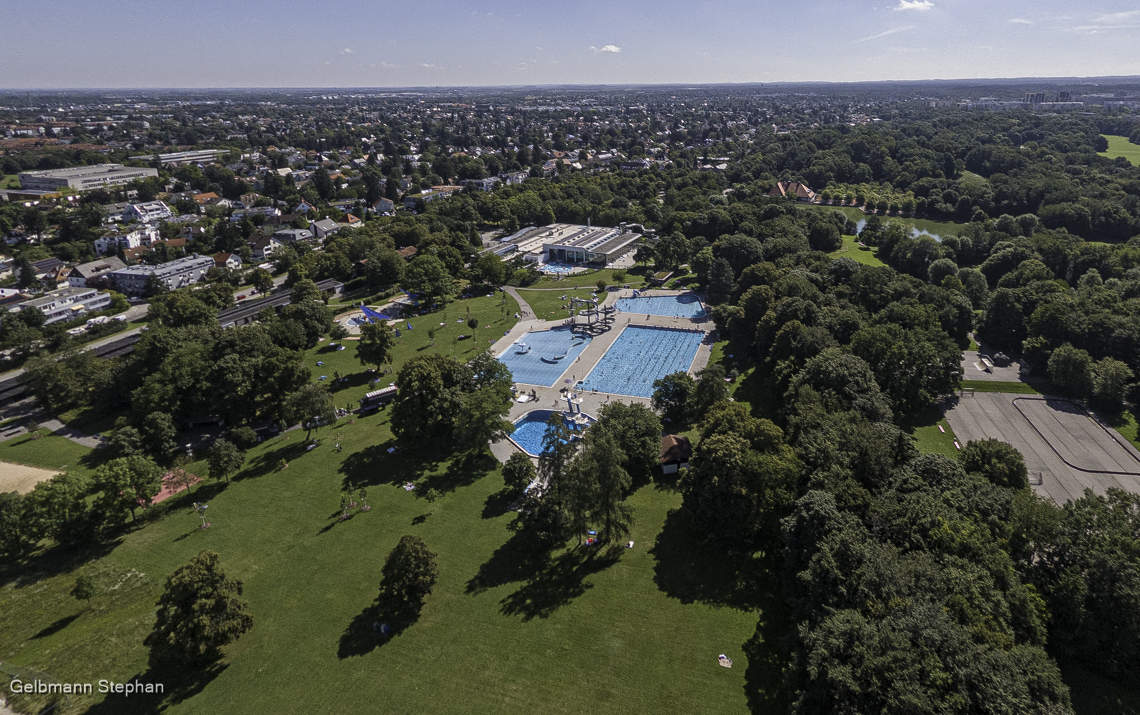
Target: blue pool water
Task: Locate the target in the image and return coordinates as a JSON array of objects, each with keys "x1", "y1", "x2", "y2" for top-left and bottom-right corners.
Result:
[
  {"x1": 541, "y1": 262, "x2": 577, "y2": 274},
  {"x1": 578, "y1": 325, "x2": 705, "y2": 398},
  {"x1": 615, "y1": 294, "x2": 705, "y2": 319},
  {"x1": 497, "y1": 327, "x2": 592, "y2": 386},
  {"x1": 511, "y1": 410, "x2": 589, "y2": 456}
]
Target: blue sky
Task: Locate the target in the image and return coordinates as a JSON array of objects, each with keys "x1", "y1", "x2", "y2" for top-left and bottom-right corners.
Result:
[{"x1": 3, "y1": 0, "x2": 1139, "y2": 88}]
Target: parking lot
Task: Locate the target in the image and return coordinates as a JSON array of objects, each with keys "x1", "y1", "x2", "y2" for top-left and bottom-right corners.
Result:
[{"x1": 944, "y1": 392, "x2": 1140, "y2": 503}]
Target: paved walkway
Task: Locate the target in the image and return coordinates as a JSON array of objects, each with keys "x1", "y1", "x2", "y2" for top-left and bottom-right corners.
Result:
[{"x1": 39, "y1": 419, "x2": 103, "y2": 448}]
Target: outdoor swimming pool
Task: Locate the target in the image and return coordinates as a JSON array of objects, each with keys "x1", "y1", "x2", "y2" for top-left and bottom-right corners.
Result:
[
  {"x1": 497, "y1": 327, "x2": 592, "y2": 386},
  {"x1": 615, "y1": 294, "x2": 705, "y2": 319},
  {"x1": 578, "y1": 325, "x2": 705, "y2": 398},
  {"x1": 541, "y1": 261, "x2": 578, "y2": 274},
  {"x1": 510, "y1": 410, "x2": 592, "y2": 456}
]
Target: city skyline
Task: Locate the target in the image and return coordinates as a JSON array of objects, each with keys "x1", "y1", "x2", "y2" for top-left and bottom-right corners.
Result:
[{"x1": 3, "y1": 0, "x2": 1140, "y2": 89}]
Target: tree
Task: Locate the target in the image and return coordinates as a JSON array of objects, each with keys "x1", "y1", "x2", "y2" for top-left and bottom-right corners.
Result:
[
  {"x1": 356, "y1": 320, "x2": 396, "y2": 371},
  {"x1": 1091, "y1": 358, "x2": 1134, "y2": 410},
  {"x1": 454, "y1": 386, "x2": 514, "y2": 453},
  {"x1": 92, "y1": 455, "x2": 163, "y2": 526},
  {"x1": 379, "y1": 535, "x2": 439, "y2": 612},
  {"x1": 390, "y1": 354, "x2": 470, "y2": 449},
  {"x1": 140, "y1": 412, "x2": 178, "y2": 460},
  {"x1": 706, "y1": 257, "x2": 736, "y2": 305},
  {"x1": 207, "y1": 439, "x2": 246, "y2": 484},
  {"x1": 71, "y1": 575, "x2": 97, "y2": 611},
  {"x1": 472, "y1": 252, "x2": 507, "y2": 286},
  {"x1": 0, "y1": 491, "x2": 32, "y2": 559},
  {"x1": 404, "y1": 254, "x2": 456, "y2": 304},
  {"x1": 959, "y1": 439, "x2": 1028, "y2": 490},
  {"x1": 652, "y1": 371, "x2": 696, "y2": 423},
  {"x1": 785, "y1": 348, "x2": 893, "y2": 423},
  {"x1": 690, "y1": 364, "x2": 729, "y2": 421},
  {"x1": 284, "y1": 384, "x2": 336, "y2": 439},
  {"x1": 502, "y1": 452, "x2": 536, "y2": 496},
  {"x1": 850, "y1": 323, "x2": 962, "y2": 418},
  {"x1": 145, "y1": 550, "x2": 254, "y2": 668},
  {"x1": 248, "y1": 267, "x2": 275, "y2": 295},
  {"x1": 1048, "y1": 343, "x2": 1094, "y2": 398}
]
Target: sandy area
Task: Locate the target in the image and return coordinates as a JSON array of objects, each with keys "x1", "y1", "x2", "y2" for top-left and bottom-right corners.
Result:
[{"x1": 0, "y1": 460, "x2": 60, "y2": 494}]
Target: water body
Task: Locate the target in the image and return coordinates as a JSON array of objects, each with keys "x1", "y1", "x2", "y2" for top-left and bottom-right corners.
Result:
[{"x1": 853, "y1": 218, "x2": 955, "y2": 242}]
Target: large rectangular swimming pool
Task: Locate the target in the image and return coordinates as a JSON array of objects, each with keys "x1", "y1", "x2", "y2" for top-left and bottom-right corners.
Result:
[
  {"x1": 497, "y1": 327, "x2": 592, "y2": 386},
  {"x1": 614, "y1": 294, "x2": 705, "y2": 319},
  {"x1": 578, "y1": 325, "x2": 705, "y2": 398}
]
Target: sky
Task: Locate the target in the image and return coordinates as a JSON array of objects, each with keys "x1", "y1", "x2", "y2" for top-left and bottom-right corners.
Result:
[{"x1": 3, "y1": 0, "x2": 1140, "y2": 88}]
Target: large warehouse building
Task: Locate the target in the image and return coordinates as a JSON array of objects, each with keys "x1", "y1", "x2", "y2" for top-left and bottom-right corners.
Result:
[
  {"x1": 19, "y1": 164, "x2": 158, "y2": 191},
  {"x1": 499, "y1": 223, "x2": 641, "y2": 266}
]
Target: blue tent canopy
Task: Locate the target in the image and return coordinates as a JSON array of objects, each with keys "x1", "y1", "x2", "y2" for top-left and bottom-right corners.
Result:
[{"x1": 360, "y1": 305, "x2": 389, "y2": 322}]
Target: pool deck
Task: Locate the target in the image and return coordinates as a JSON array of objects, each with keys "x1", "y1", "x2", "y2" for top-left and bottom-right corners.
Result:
[{"x1": 490, "y1": 289, "x2": 713, "y2": 464}]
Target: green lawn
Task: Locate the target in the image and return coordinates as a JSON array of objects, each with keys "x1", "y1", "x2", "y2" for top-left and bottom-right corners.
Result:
[
  {"x1": 1099, "y1": 135, "x2": 1140, "y2": 166},
  {"x1": 828, "y1": 234, "x2": 887, "y2": 267},
  {"x1": 903, "y1": 408, "x2": 959, "y2": 458},
  {"x1": 1, "y1": 174, "x2": 20, "y2": 189},
  {"x1": 1, "y1": 291, "x2": 783, "y2": 714},
  {"x1": 514, "y1": 288, "x2": 601, "y2": 321},
  {"x1": 526, "y1": 266, "x2": 649, "y2": 290},
  {"x1": 0, "y1": 431, "x2": 102, "y2": 478}
]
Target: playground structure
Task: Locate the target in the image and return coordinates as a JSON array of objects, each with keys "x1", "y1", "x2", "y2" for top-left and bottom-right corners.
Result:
[{"x1": 570, "y1": 296, "x2": 617, "y2": 334}]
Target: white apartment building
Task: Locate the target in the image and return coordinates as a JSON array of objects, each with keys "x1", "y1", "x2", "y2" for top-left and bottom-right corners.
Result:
[{"x1": 17, "y1": 286, "x2": 112, "y2": 325}]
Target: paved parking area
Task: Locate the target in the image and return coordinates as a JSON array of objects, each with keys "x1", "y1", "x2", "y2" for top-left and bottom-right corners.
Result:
[{"x1": 945, "y1": 392, "x2": 1140, "y2": 503}]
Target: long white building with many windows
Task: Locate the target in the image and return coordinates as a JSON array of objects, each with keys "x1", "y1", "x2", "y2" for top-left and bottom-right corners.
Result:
[{"x1": 18, "y1": 164, "x2": 158, "y2": 191}]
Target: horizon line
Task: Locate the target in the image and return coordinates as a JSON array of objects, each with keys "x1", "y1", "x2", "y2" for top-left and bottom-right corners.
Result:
[{"x1": 3, "y1": 74, "x2": 1140, "y2": 93}]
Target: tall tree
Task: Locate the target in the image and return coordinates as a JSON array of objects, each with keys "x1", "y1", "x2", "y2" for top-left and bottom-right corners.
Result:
[
  {"x1": 356, "y1": 320, "x2": 396, "y2": 371},
  {"x1": 379, "y1": 535, "x2": 439, "y2": 612},
  {"x1": 145, "y1": 550, "x2": 254, "y2": 668},
  {"x1": 284, "y1": 384, "x2": 337, "y2": 439},
  {"x1": 207, "y1": 439, "x2": 246, "y2": 484}
]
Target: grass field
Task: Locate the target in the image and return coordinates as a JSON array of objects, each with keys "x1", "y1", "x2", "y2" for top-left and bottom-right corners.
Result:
[
  {"x1": 1099, "y1": 135, "x2": 1140, "y2": 166},
  {"x1": 0, "y1": 431, "x2": 102, "y2": 479},
  {"x1": 514, "y1": 288, "x2": 601, "y2": 321},
  {"x1": 828, "y1": 235, "x2": 887, "y2": 267},
  {"x1": 526, "y1": 266, "x2": 649, "y2": 290},
  {"x1": 0, "y1": 291, "x2": 782, "y2": 715},
  {"x1": 1, "y1": 174, "x2": 20, "y2": 189}
]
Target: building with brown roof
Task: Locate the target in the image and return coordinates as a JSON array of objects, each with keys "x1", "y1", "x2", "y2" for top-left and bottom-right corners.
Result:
[
  {"x1": 767, "y1": 181, "x2": 816, "y2": 202},
  {"x1": 659, "y1": 434, "x2": 693, "y2": 474}
]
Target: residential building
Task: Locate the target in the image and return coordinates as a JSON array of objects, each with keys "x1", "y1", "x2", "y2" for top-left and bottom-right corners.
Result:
[
  {"x1": 95, "y1": 225, "x2": 160, "y2": 255},
  {"x1": 310, "y1": 218, "x2": 340, "y2": 239},
  {"x1": 499, "y1": 171, "x2": 530, "y2": 185},
  {"x1": 18, "y1": 164, "x2": 158, "y2": 191},
  {"x1": 192, "y1": 192, "x2": 220, "y2": 206},
  {"x1": 213, "y1": 252, "x2": 242, "y2": 270},
  {"x1": 229, "y1": 206, "x2": 281, "y2": 222},
  {"x1": 16, "y1": 286, "x2": 112, "y2": 325},
  {"x1": 460, "y1": 177, "x2": 500, "y2": 192},
  {"x1": 368, "y1": 198, "x2": 395, "y2": 214},
  {"x1": 108, "y1": 254, "x2": 214, "y2": 295},
  {"x1": 69, "y1": 256, "x2": 126, "y2": 288},
  {"x1": 767, "y1": 181, "x2": 816, "y2": 202},
  {"x1": 272, "y1": 228, "x2": 314, "y2": 244},
  {"x1": 123, "y1": 201, "x2": 173, "y2": 223},
  {"x1": 249, "y1": 236, "x2": 284, "y2": 261},
  {"x1": 396, "y1": 246, "x2": 418, "y2": 260}
]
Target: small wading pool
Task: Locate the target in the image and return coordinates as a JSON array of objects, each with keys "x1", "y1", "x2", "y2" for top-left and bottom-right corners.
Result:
[{"x1": 510, "y1": 410, "x2": 593, "y2": 456}]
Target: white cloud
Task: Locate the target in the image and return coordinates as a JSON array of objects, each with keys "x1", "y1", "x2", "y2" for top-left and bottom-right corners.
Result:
[
  {"x1": 1094, "y1": 10, "x2": 1140, "y2": 22},
  {"x1": 1007, "y1": 18, "x2": 1034, "y2": 25},
  {"x1": 589, "y1": 44, "x2": 622, "y2": 53},
  {"x1": 859, "y1": 25, "x2": 914, "y2": 41},
  {"x1": 421, "y1": 63, "x2": 436, "y2": 68},
  {"x1": 895, "y1": 0, "x2": 934, "y2": 10},
  {"x1": 339, "y1": 48, "x2": 353, "y2": 55}
]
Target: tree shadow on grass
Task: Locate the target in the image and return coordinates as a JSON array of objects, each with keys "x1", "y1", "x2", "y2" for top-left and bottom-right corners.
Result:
[
  {"x1": 31, "y1": 613, "x2": 81, "y2": 639},
  {"x1": 337, "y1": 594, "x2": 422, "y2": 659},
  {"x1": 83, "y1": 662, "x2": 228, "y2": 714},
  {"x1": 236, "y1": 440, "x2": 314, "y2": 481},
  {"x1": 0, "y1": 537, "x2": 121, "y2": 590},
  {"x1": 416, "y1": 451, "x2": 498, "y2": 497},
  {"x1": 650, "y1": 508, "x2": 770, "y2": 611},
  {"x1": 498, "y1": 544, "x2": 623, "y2": 621},
  {"x1": 339, "y1": 439, "x2": 432, "y2": 490},
  {"x1": 742, "y1": 591, "x2": 792, "y2": 715},
  {"x1": 481, "y1": 489, "x2": 515, "y2": 520}
]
